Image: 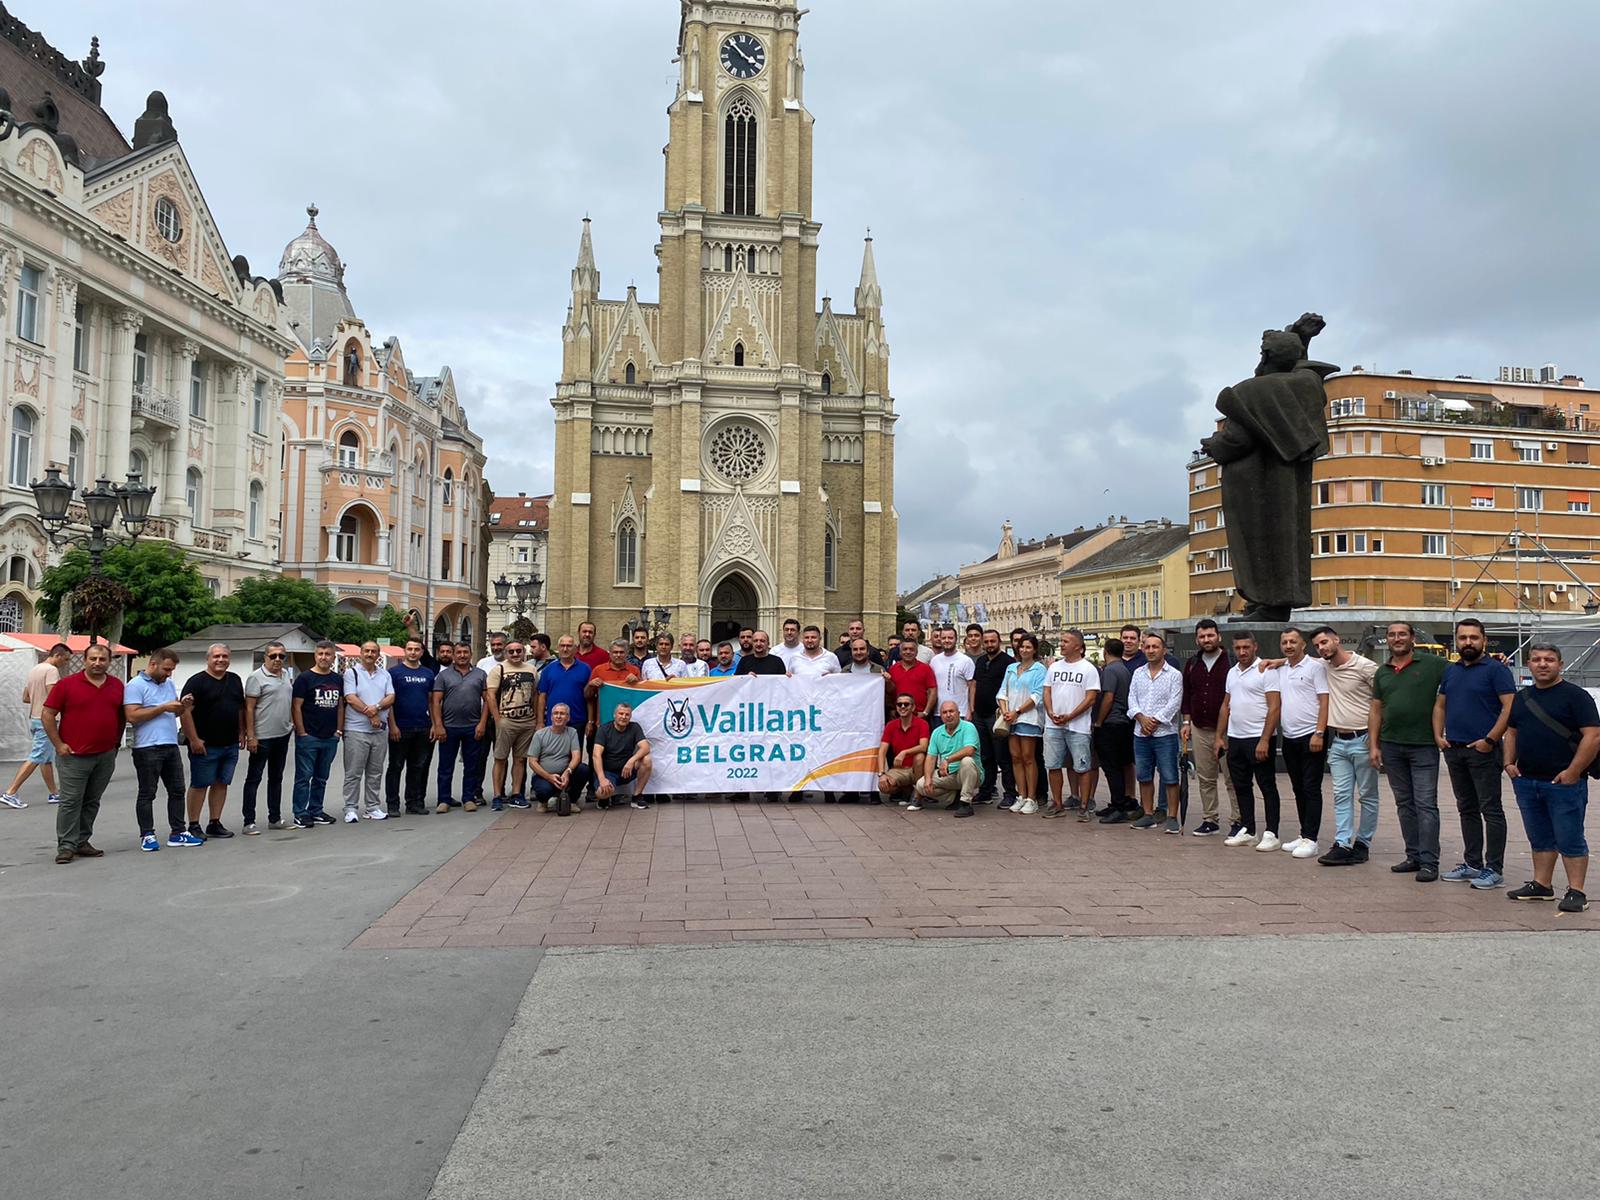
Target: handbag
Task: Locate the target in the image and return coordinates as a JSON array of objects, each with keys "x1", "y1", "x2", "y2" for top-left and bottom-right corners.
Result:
[
  {"x1": 1519, "y1": 689, "x2": 1600, "y2": 780},
  {"x1": 992, "y1": 712, "x2": 1011, "y2": 736}
]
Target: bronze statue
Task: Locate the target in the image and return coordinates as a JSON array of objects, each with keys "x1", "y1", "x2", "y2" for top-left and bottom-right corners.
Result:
[{"x1": 1200, "y1": 314, "x2": 1335, "y2": 622}]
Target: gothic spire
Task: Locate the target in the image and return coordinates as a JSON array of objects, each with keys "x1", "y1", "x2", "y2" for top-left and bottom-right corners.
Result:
[
  {"x1": 854, "y1": 231, "x2": 881, "y2": 315},
  {"x1": 572, "y1": 216, "x2": 600, "y2": 303}
]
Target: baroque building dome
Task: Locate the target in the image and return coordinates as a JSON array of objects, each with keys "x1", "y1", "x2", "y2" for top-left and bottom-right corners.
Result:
[{"x1": 277, "y1": 203, "x2": 345, "y2": 287}]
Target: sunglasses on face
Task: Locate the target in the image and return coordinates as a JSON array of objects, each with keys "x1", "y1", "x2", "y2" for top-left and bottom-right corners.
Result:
[
  {"x1": 896, "y1": 701, "x2": 913, "y2": 708},
  {"x1": 266, "y1": 653, "x2": 285, "y2": 660}
]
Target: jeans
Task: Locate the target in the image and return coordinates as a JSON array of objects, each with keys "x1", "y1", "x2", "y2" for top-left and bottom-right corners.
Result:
[
  {"x1": 385, "y1": 727, "x2": 435, "y2": 811},
  {"x1": 1327, "y1": 732, "x2": 1380, "y2": 848},
  {"x1": 435, "y1": 726, "x2": 483, "y2": 806},
  {"x1": 1226, "y1": 735, "x2": 1281, "y2": 835},
  {"x1": 242, "y1": 734, "x2": 290, "y2": 825},
  {"x1": 1280, "y1": 733, "x2": 1327, "y2": 841},
  {"x1": 56, "y1": 749, "x2": 118, "y2": 853},
  {"x1": 132, "y1": 743, "x2": 187, "y2": 836},
  {"x1": 1512, "y1": 776, "x2": 1589, "y2": 857},
  {"x1": 292, "y1": 734, "x2": 339, "y2": 820},
  {"x1": 1381, "y1": 741, "x2": 1440, "y2": 868},
  {"x1": 1134, "y1": 734, "x2": 1181, "y2": 785},
  {"x1": 343, "y1": 731, "x2": 387, "y2": 815},
  {"x1": 1443, "y1": 743, "x2": 1507, "y2": 873},
  {"x1": 976, "y1": 712, "x2": 1011, "y2": 799}
]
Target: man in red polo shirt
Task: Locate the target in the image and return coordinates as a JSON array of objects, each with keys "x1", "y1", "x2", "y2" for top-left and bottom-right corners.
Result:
[
  {"x1": 889, "y1": 638, "x2": 938, "y2": 724},
  {"x1": 575, "y1": 621, "x2": 612, "y2": 671},
  {"x1": 43, "y1": 643, "x2": 126, "y2": 864},
  {"x1": 878, "y1": 694, "x2": 930, "y2": 805}
]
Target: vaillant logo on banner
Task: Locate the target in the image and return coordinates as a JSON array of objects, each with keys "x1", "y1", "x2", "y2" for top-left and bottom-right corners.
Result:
[{"x1": 663, "y1": 696, "x2": 694, "y2": 739}]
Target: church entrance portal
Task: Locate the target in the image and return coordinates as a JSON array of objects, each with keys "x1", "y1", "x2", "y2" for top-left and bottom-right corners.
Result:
[{"x1": 709, "y1": 573, "x2": 758, "y2": 647}]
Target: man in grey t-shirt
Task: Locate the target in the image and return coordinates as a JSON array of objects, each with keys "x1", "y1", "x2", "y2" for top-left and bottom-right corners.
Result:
[
  {"x1": 1094, "y1": 639, "x2": 1139, "y2": 822},
  {"x1": 431, "y1": 643, "x2": 488, "y2": 813},
  {"x1": 527, "y1": 702, "x2": 590, "y2": 816},
  {"x1": 242, "y1": 640, "x2": 294, "y2": 833}
]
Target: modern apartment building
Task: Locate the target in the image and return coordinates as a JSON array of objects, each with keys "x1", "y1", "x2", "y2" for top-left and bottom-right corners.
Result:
[{"x1": 1189, "y1": 365, "x2": 1600, "y2": 620}]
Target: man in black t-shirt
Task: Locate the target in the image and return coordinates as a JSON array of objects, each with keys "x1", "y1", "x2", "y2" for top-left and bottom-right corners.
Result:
[
  {"x1": 1504, "y1": 642, "x2": 1600, "y2": 912},
  {"x1": 734, "y1": 630, "x2": 787, "y2": 676},
  {"x1": 593, "y1": 702, "x2": 652, "y2": 810},
  {"x1": 971, "y1": 628, "x2": 1014, "y2": 804},
  {"x1": 179, "y1": 644, "x2": 247, "y2": 840}
]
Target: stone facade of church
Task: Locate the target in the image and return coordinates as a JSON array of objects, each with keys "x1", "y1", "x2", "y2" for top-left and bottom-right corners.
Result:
[{"x1": 545, "y1": 0, "x2": 898, "y2": 646}]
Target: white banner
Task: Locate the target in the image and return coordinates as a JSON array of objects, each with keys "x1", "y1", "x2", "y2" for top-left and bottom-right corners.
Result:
[{"x1": 597, "y1": 674, "x2": 885, "y2": 794}]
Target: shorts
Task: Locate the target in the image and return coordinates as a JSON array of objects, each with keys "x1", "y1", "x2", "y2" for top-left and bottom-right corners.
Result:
[
  {"x1": 1044, "y1": 726, "x2": 1093, "y2": 773},
  {"x1": 880, "y1": 766, "x2": 917, "y2": 793},
  {"x1": 189, "y1": 743, "x2": 239, "y2": 788},
  {"x1": 28, "y1": 717, "x2": 55, "y2": 764},
  {"x1": 494, "y1": 721, "x2": 538, "y2": 761},
  {"x1": 1134, "y1": 733, "x2": 1180, "y2": 785},
  {"x1": 601, "y1": 769, "x2": 635, "y2": 796},
  {"x1": 1512, "y1": 776, "x2": 1589, "y2": 857},
  {"x1": 1010, "y1": 722, "x2": 1042, "y2": 740}
]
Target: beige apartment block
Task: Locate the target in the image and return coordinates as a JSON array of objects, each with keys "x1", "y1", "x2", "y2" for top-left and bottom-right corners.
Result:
[
  {"x1": 1058, "y1": 520, "x2": 1189, "y2": 651},
  {"x1": 545, "y1": 0, "x2": 897, "y2": 646},
  {"x1": 1190, "y1": 365, "x2": 1600, "y2": 620},
  {"x1": 0, "y1": 17, "x2": 293, "y2": 629}
]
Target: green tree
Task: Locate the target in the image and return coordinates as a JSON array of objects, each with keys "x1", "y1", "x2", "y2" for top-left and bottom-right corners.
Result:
[
  {"x1": 215, "y1": 575, "x2": 337, "y2": 634},
  {"x1": 41, "y1": 542, "x2": 217, "y2": 651},
  {"x1": 370, "y1": 606, "x2": 410, "y2": 643},
  {"x1": 327, "y1": 612, "x2": 371, "y2": 646}
]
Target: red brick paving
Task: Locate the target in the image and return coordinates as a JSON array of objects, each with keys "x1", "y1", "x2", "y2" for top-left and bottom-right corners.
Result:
[{"x1": 355, "y1": 794, "x2": 1598, "y2": 950}]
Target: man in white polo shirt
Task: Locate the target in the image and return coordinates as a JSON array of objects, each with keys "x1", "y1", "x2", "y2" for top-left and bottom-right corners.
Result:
[
  {"x1": 1275, "y1": 627, "x2": 1330, "y2": 860},
  {"x1": 931, "y1": 626, "x2": 976, "y2": 719},
  {"x1": 1217, "y1": 630, "x2": 1283, "y2": 849},
  {"x1": 1043, "y1": 629, "x2": 1100, "y2": 819},
  {"x1": 773, "y1": 618, "x2": 805, "y2": 672},
  {"x1": 789, "y1": 625, "x2": 841, "y2": 677}
]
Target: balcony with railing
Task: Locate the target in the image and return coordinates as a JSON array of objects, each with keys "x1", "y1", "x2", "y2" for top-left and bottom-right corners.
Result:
[
  {"x1": 131, "y1": 382, "x2": 180, "y2": 428},
  {"x1": 1328, "y1": 395, "x2": 1593, "y2": 432}
]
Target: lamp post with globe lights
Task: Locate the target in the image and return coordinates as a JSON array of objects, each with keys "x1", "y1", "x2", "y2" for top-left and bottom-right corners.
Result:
[{"x1": 31, "y1": 466, "x2": 158, "y2": 645}]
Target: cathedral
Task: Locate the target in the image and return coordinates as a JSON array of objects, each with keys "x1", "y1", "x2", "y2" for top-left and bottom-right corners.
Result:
[{"x1": 545, "y1": 0, "x2": 898, "y2": 645}]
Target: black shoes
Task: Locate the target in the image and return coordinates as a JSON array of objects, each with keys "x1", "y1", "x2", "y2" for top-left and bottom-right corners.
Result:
[
  {"x1": 204, "y1": 821, "x2": 235, "y2": 839},
  {"x1": 1416, "y1": 865, "x2": 1439, "y2": 883},
  {"x1": 953, "y1": 803, "x2": 975, "y2": 818},
  {"x1": 312, "y1": 812, "x2": 335, "y2": 825},
  {"x1": 943, "y1": 798, "x2": 961, "y2": 812},
  {"x1": 1351, "y1": 841, "x2": 1370, "y2": 863},
  {"x1": 1507, "y1": 880, "x2": 1555, "y2": 902},
  {"x1": 1099, "y1": 809, "x2": 1129, "y2": 825},
  {"x1": 1560, "y1": 888, "x2": 1589, "y2": 913},
  {"x1": 1391, "y1": 859, "x2": 1421, "y2": 874},
  {"x1": 1318, "y1": 843, "x2": 1356, "y2": 866},
  {"x1": 293, "y1": 815, "x2": 314, "y2": 829}
]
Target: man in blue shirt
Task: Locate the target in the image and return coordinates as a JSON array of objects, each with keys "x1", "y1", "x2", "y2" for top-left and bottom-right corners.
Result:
[
  {"x1": 291, "y1": 640, "x2": 345, "y2": 828},
  {"x1": 537, "y1": 635, "x2": 595, "y2": 734},
  {"x1": 385, "y1": 636, "x2": 437, "y2": 816},
  {"x1": 708, "y1": 642, "x2": 739, "y2": 677},
  {"x1": 1432, "y1": 618, "x2": 1516, "y2": 889},
  {"x1": 123, "y1": 648, "x2": 198, "y2": 850}
]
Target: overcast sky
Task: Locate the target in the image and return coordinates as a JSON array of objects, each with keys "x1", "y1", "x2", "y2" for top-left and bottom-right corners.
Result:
[{"x1": 48, "y1": 1, "x2": 1600, "y2": 590}]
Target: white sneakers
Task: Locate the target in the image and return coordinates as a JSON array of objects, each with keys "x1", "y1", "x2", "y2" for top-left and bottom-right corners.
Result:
[
  {"x1": 1280, "y1": 837, "x2": 1305, "y2": 854},
  {"x1": 0, "y1": 792, "x2": 25, "y2": 809},
  {"x1": 1254, "y1": 831, "x2": 1282, "y2": 852},
  {"x1": 1016, "y1": 799, "x2": 1039, "y2": 815},
  {"x1": 366, "y1": 809, "x2": 388, "y2": 820},
  {"x1": 1291, "y1": 839, "x2": 1321, "y2": 859},
  {"x1": 343, "y1": 811, "x2": 359, "y2": 823},
  {"x1": 1223, "y1": 827, "x2": 1256, "y2": 847},
  {"x1": 906, "y1": 800, "x2": 922, "y2": 812}
]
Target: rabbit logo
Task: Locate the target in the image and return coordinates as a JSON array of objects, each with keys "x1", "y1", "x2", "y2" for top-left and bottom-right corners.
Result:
[{"x1": 664, "y1": 695, "x2": 694, "y2": 740}]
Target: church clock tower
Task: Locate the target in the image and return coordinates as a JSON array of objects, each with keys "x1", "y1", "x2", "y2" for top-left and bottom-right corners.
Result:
[{"x1": 547, "y1": 0, "x2": 898, "y2": 644}]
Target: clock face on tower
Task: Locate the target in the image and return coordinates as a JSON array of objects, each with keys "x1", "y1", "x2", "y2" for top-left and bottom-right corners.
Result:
[{"x1": 720, "y1": 32, "x2": 765, "y2": 79}]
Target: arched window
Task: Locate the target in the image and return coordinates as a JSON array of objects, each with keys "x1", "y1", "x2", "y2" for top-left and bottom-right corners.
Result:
[
  {"x1": 337, "y1": 429, "x2": 360, "y2": 469},
  {"x1": 723, "y1": 96, "x2": 758, "y2": 216},
  {"x1": 67, "y1": 430, "x2": 83, "y2": 485},
  {"x1": 733, "y1": 341, "x2": 745, "y2": 367},
  {"x1": 824, "y1": 526, "x2": 838, "y2": 591},
  {"x1": 8, "y1": 406, "x2": 34, "y2": 488},
  {"x1": 442, "y1": 468, "x2": 454, "y2": 507},
  {"x1": 129, "y1": 448, "x2": 148, "y2": 484},
  {"x1": 821, "y1": 372, "x2": 831, "y2": 396},
  {"x1": 724, "y1": 245, "x2": 734, "y2": 272},
  {"x1": 248, "y1": 481, "x2": 262, "y2": 539},
  {"x1": 334, "y1": 512, "x2": 359, "y2": 563},
  {"x1": 624, "y1": 361, "x2": 637, "y2": 385},
  {"x1": 185, "y1": 467, "x2": 202, "y2": 522},
  {"x1": 616, "y1": 519, "x2": 638, "y2": 585}
]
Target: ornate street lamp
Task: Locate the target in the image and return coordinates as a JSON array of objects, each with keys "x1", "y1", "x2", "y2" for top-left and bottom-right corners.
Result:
[
  {"x1": 31, "y1": 466, "x2": 156, "y2": 644},
  {"x1": 495, "y1": 572, "x2": 542, "y2": 625}
]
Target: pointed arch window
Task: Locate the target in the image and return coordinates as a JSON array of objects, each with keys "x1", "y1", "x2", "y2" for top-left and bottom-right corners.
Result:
[
  {"x1": 616, "y1": 519, "x2": 639, "y2": 586},
  {"x1": 824, "y1": 525, "x2": 838, "y2": 591},
  {"x1": 733, "y1": 342, "x2": 745, "y2": 367},
  {"x1": 724, "y1": 245, "x2": 734, "y2": 272},
  {"x1": 821, "y1": 372, "x2": 831, "y2": 396},
  {"x1": 723, "y1": 96, "x2": 758, "y2": 216},
  {"x1": 625, "y1": 361, "x2": 637, "y2": 385}
]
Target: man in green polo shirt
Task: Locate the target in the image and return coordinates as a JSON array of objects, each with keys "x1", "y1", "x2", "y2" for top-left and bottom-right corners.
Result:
[
  {"x1": 1372, "y1": 620, "x2": 1448, "y2": 882},
  {"x1": 912, "y1": 700, "x2": 982, "y2": 818}
]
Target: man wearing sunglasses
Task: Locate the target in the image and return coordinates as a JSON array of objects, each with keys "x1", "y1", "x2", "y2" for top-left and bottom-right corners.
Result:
[
  {"x1": 241, "y1": 640, "x2": 294, "y2": 835},
  {"x1": 878, "y1": 693, "x2": 930, "y2": 806}
]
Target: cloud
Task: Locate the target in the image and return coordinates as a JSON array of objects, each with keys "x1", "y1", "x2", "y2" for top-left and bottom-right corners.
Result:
[{"x1": 50, "y1": 0, "x2": 1598, "y2": 593}]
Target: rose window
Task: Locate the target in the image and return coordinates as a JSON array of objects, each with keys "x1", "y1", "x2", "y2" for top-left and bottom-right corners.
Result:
[{"x1": 708, "y1": 422, "x2": 767, "y2": 484}]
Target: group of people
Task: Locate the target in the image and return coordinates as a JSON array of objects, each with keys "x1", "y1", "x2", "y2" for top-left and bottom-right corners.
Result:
[
  {"x1": 13, "y1": 612, "x2": 1596, "y2": 915},
  {"x1": 872, "y1": 615, "x2": 1597, "y2": 915}
]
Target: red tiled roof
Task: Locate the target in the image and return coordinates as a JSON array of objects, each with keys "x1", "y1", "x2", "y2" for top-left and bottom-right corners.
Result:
[{"x1": 488, "y1": 492, "x2": 550, "y2": 533}]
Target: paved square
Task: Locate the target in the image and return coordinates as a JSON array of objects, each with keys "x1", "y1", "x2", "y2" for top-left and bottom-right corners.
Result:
[{"x1": 362, "y1": 784, "x2": 1596, "y2": 948}]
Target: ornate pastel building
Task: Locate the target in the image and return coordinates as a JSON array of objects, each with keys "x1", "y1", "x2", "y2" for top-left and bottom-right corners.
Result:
[
  {"x1": 546, "y1": 0, "x2": 898, "y2": 645},
  {"x1": 275, "y1": 207, "x2": 487, "y2": 648},
  {"x1": 486, "y1": 492, "x2": 550, "y2": 634},
  {"x1": 0, "y1": 9, "x2": 292, "y2": 630}
]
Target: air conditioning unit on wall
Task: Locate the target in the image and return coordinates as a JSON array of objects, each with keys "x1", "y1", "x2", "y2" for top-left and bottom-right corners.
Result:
[{"x1": 1422, "y1": 456, "x2": 1444, "y2": 466}]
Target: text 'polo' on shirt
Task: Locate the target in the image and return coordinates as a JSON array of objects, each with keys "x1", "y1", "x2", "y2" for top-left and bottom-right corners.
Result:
[
  {"x1": 931, "y1": 650, "x2": 975, "y2": 716},
  {"x1": 1045, "y1": 658, "x2": 1101, "y2": 734},
  {"x1": 1224, "y1": 663, "x2": 1281, "y2": 738},
  {"x1": 1276, "y1": 655, "x2": 1329, "y2": 739},
  {"x1": 1439, "y1": 656, "x2": 1516, "y2": 744}
]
